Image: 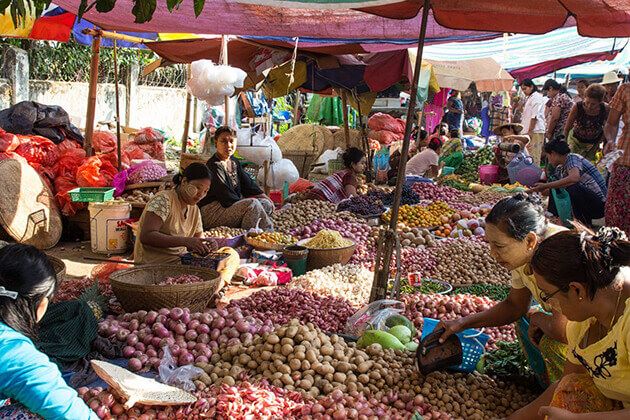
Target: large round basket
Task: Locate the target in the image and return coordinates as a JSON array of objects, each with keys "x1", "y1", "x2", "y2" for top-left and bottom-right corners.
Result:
[
  {"x1": 109, "y1": 265, "x2": 222, "y2": 312},
  {"x1": 297, "y1": 238, "x2": 356, "y2": 271},
  {"x1": 47, "y1": 255, "x2": 66, "y2": 278},
  {"x1": 245, "y1": 235, "x2": 294, "y2": 251}
]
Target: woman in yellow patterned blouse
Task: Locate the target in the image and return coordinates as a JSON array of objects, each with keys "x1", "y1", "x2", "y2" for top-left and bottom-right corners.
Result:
[
  {"x1": 510, "y1": 227, "x2": 630, "y2": 419},
  {"x1": 134, "y1": 163, "x2": 216, "y2": 264}
]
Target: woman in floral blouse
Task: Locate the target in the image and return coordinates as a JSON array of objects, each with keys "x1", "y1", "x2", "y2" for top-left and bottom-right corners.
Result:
[{"x1": 544, "y1": 79, "x2": 573, "y2": 142}]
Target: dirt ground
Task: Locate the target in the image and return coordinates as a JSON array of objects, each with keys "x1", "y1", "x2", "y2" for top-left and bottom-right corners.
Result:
[{"x1": 46, "y1": 241, "x2": 271, "y2": 304}]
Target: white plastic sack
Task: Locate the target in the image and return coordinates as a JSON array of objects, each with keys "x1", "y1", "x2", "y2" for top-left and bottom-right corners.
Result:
[
  {"x1": 187, "y1": 60, "x2": 247, "y2": 107},
  {"x1": 238, "y1": 137, "x2": 282, "y2": 167},
  {"x1": 236, "y1": 127, "x2": 252, "y2": 147},
  {"x1": 257, "y1": 158, "x2": 299, "y2": 189},
  {"x1": 313, "y1": 148, "x2": 343, "y2": 174}
]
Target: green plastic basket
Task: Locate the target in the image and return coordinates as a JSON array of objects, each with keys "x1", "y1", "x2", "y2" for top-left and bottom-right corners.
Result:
[{"x1": 69, "y1": 187, "x2": 115, "y2": 203}]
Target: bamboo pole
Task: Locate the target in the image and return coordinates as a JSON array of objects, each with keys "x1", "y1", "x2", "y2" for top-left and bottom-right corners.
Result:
[
  {"x1": 113, "y1": 36, "x2": 122, "y2": 171},
  {"x1": 292, "y1": 91, "x2": 301, "y2": 126},
  {"x1": 370, "y1": 0, "x2": 431, "y2": 302},
  {"x1": 84, "y1": 35, "x2": 101, "y2": 156},
  {"x1": 182, "y1": 64, "x2": 192, "y2": 153},
  {"x1": 221, "y1": 35, "x2": 230, "y2": 125},
  {"x1": 341, "y1": 90, "x2": 350, "y2": 149},
  {"x1": 82, "y1": 28, "x2": 147, "y2": 45}
]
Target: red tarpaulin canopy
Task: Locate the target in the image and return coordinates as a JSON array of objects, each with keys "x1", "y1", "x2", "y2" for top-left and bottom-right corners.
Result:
[{"x1": 54, "y1": 0, "x2": 630, "y2": 38}]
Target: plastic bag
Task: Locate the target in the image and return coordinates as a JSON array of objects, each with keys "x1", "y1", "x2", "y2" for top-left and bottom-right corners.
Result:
[
  {"x1": 258, "y1": 158, "x2": 299, "y2": 189},
  {"x1": 133, "y1": 127, "x2": 164, "y2": 145},
  {"x1": 158, "y1": 347, "x2": 203, "y2": 392},
  {"x1": 92, "y1": 131, "x2": 117, "y2": 153},
  {"x1": 187, "y1": 60, "x2": 247, "y2": 106},
  {"x1": 127, "y1": 161, "x2": 167, "y2": 185},
  {"x1": 54, "y1": 174, "x2": 84, "y2": 216},
  {"x1": 91, "y1": 258, "x2": 132, "y2": 281},
  {"x1": 76, "y1": 156, "x2": 117, "y2": 188},
  {"x1": 313, "y1": 148, "x2": 343, "y2": 174},
  {"x1": 0, "y1": 129, "x2": 19, "y2": 153},
  {"x1": 289, "y1": 178, "x2": 314, "y2": 194},
  {"x1": 345, "y1": 300, "x2": 405, "y2": 336}
]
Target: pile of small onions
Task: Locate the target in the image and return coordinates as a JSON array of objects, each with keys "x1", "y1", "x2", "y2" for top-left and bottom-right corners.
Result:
[
  {"x1": 97, "y1": 307, "x2": 273, "y2": 372},
  {"x1": 288, "y1": 264, "x2": 373, "y2": 307},
  {"x1": 306, "y1": 388, "x2": 448, "y2": 420},
  {"x1": 158, "y1": 274, "x2": 204, "y2": 285},
  {"x1": 52, "y1": 275, "x2": 113, "y2": 303},
  {"x1": 291, "y1": 218, "x2": 371, "y2": 245},
  {"x1": 401, "y1": 293, "x2": 517, "y2": 349},
  {"x1": 227, "y1": 288, "x2": 355, "y2": 333},
  {"x1": 410, "y1": 182, "x2": 468, "y2": 203}
]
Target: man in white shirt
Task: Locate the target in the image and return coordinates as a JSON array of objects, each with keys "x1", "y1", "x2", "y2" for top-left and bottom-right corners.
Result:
[
  {"x1": 406, "y1": 136, "x2": 443, "y2": 178},
  {"x1": 520, "y1": 79, "x2": 547, "y2": 166}
]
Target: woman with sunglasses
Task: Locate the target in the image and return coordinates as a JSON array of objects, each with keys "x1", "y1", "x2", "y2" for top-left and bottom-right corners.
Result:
[
  {"x1": 0, "y1": 244, "x2": 97, "y2": 419},
  {"x1": 438, "y1": 193, "x2": 568, "y2": 388},
  {"x1": 510, "y1": 227, "x2": 630, "y2": 419}
]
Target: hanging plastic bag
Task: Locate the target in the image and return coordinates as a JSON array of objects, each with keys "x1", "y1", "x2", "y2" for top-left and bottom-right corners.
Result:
[
  {"x1": 257, "y1": 158, "x2": 299, "y2": 189},
  {"x1": 551, "y1": 188, "x2": 573, "y2": 227},
  {"x1": 76, "y1": 156, "x2": 117, "y2": 188},
  {"x1": 158, "y1": 347, "x2": 203, "y2": 392},
  {"x1": 313, "y1": 148, "x2": 343, "y2": 174},
  {"x1": 345, "y1": 300, "x2": 405, "y2": 336}
]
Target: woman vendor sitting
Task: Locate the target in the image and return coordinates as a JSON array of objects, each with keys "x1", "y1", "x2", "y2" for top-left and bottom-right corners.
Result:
[
  {"x1": 531, "y1": 139, "x2": 607, "y2": 226},
  {"x1": 199, "y1": 126, "x2": 274, "y2": 230},
  {"x1": 405, "y1": 136, "x2": 443, "y2": 178},
  {"x1": 135, "y1": 163, "x2": 216, "y2": 264},
  {"x1": 510, "y1": 227, "x2": 630, "y2": 419},
  {"x1": 305, "y1": 147, "x2": 366, "y2": 204},
  {"x1": 0, "y1": 244, "x2": 98, "y2": 419},
  {"x1": 439, "y1": 194, "x2": 568, "y2": 388}
]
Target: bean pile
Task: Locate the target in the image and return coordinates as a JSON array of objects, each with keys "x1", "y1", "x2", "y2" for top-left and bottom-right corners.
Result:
[{"x1": 337, "y1": 195, "x2": 385, "y2": 216}]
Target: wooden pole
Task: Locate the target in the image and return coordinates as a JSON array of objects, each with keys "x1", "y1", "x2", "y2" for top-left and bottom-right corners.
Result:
[
  {"x1": 292, "y1": 91, "x2": 301, "y2": 126},
  {"x1": 370, "y1": 0, "x2": 431, "y2": 302},
  {"x1": 113, "y1": 36, "x2": 122, "y2": 170},
  {"x1": 84, "y1": 35, "x2": 101, "y2": 156},
  {"x1": 82, "y1": 28, "x2": 147, "y2": 44},
  {"x1": 221, "y1": 35, "x2": 230, "y2": 126},
  {"x1": 341, "y1": 90, "x2": 351, "y2": 149},
  {"x1": 182, "y1": 64, "x2": 192, "y2": 153}
]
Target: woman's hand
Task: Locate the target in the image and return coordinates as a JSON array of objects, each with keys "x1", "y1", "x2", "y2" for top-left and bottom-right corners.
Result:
[
  {"x1": 529, "y1": 182, "x2": 548, "y2": 193},
  {"x1": 436, "y1": 318, "x2": 467, "y2": 343},
  {"x1": 528, "y1": 312, "x2": 547, "y2": 347},
  {"x1": 538, "y1": 406, "x2": 578, "y2": 420},
  {"x1": 184, "y1": 237, "x2": 215, "y2": 255}
]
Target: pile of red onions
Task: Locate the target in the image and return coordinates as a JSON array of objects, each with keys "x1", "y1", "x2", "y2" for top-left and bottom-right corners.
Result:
[
  {"x1": 227, "y1": 288, "x2": 356, "y2": 333},
  {"x1": 291, "y1": 218, "x2": 372, "y2": 245},
  {"x1": 305, "y1": 388, "x2": 448, "y2": 420},
  {"x1": 159, "y1": 274, "x2": 205, "y2": 285},
  {"x1": 52, "y1": 275, "x2": 113, "y2": 303},
  {"x1": 98, "y1": 307, "x2": 273, "y2": 372},
  {"x1": 401, "y1": 293, "x2": 517, "y2": 349}
]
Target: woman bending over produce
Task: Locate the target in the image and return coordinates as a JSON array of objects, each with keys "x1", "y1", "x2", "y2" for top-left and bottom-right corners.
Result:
[
  {"x1": 438, "y1": 193, "x2": 568, "y2": 388},
  {"x1": 0, "y1": 244, "x2": 98, "y2": 419},
  {"x1": 305, "y1": 147, "x2": 367, "y2": 204},
  {"x1": 511, "y1": 227, "x2": 630, "y2": 419},
  {"x1": 135, "y1": 163, "x2": 216, "y2": 264},
  {"x1": 199, "y1": 126, "x2": 274, "y2": 230}
]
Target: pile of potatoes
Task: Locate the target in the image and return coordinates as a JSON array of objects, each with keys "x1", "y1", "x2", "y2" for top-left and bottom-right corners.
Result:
[
  {"x1": 398, "y1": 226, "x2": 437, "y2": 248},
  {"x1": 273, "y1": 200, "x2": 362, "y2": 233}
]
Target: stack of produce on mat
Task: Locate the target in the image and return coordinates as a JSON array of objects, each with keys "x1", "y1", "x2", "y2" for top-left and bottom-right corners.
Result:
[
  {"x1": 454, "y1": 146, "x2": 494, "y2": 183},
  {"x1": 432, "y1": 208, "x2": 490, "y2": 239},
  {"x1": 400, "y1": 293, "x2": 516, "y2": 349},
  {"x1": 438, "y1": 174, "x2": 471, "y2": 191},
  {"x1": 288, "y1": 264, "x2": 373, "y2": 307},
  {"x1": 272, "y1": 199, "x2": 361, "y2": 233},
  {"x1": 120, "y1": 187, "x2": 159, "y2": 206},
  {"x1": 337, "y1": 194, "x2": 385, "y2": 216},
  {"x1": 382, "y1": 201, "x2": 454, "y2": 229}
]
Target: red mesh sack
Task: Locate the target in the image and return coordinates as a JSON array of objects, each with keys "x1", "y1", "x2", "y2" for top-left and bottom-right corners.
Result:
[
  {"x1": 135, "y1": 140, "x2": 165, "y2": 161},
  {"x1": 52, "y1": 147, "x2": 86, "y2": 178},
  {"x1": 54, "y1": 174, "x2": 84, "y2": 216},
  {"x1": 57, "y1": 139, "x2": 82, "y2": 154},
  {"x1": 91, "y1": 258, "x2": 131, "y2": 284},
  {"x1": 92, "y1": 131, "x2": 117, "y2": 154},
  {"x1": 133, "y1": 127, "x2": 164, "y2": 145},
  {"x1": 0, "y1": 129, "x2": 19, "y2": 153},
  {"x1": 550, "y1": 373, "x2": 619, "y2": 413},
  {"x1": 368, "y1": 112, "x2": 405, "y2": 134},
  {"x1": 289, "y1": 178, "x2": 314, "y2": 194},
  {"x1": 14, "y1": 135, "x2": 59, "y2": 167},
  {"x1": 76, "y1": 156, "x2": 117, "y2": 188},
  {"x1": 373, "y1": 130, "x2": 403, "y2": 145}
]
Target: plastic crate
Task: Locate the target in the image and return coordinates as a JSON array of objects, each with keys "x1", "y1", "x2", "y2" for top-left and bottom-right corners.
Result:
[
  {"x1": 69, "y1": 187, "x2": 115, "y2": 203},
  {"x1": 421, "y1": 317, "x2": 489, "y2": 372}
]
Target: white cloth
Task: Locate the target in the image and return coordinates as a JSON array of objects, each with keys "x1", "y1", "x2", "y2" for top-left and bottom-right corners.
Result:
[
  {"x1": 521, "y1": 91, "x2": 547, "y2": 134},
  {"x1": 405, "y1": 148, "x2": 439, "y2": 177}
]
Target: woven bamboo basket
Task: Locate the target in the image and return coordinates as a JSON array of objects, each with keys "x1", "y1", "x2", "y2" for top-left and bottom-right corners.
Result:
[
  {"x1": 283, "y1": 151, "x2": 319, "y2": 179},
  {"x1": 180, "y1": 153, "x2": 211, "y2": 172},
  {"x1": 47, "y1": 255, "x2": 66, "y2": 278},
  {"x1": 297, "y1": 238, "x2": 356, "y2": 271},
  {"x1": 109, "y1": 265, "x2": 221, "y2": 312},
  {"x1": 245, "y1": 234, "x2": 295, "y2": 251}
]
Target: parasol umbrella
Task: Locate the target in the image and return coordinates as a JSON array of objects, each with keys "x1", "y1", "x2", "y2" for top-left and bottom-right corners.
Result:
[{"x1": 418, "y1": 57, "x2": 514, "y2": 92}]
